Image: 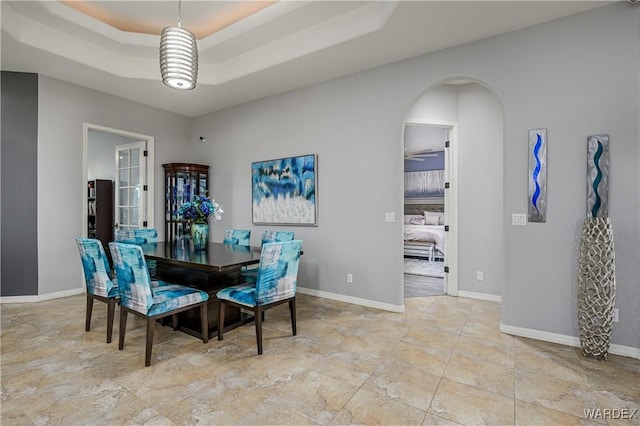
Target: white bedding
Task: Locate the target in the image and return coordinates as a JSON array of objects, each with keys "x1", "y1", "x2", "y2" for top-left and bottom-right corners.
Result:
[{"x1": 403, "y1": 224, "x2": 445, "y2": 253}]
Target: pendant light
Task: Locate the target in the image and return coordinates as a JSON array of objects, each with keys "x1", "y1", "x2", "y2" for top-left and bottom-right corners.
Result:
[{"x1": 159, "y1": 0, "x2": 198, "y2": 90}]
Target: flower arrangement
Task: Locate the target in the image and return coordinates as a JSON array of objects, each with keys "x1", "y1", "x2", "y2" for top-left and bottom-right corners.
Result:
[{"x1": 178, "y1": 195, "x2": 223, "y2": 224}]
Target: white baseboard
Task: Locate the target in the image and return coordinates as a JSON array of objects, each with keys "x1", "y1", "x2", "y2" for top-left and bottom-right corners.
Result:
[
  {"x1": 500, "y1": 322, "x2": 640, "y2": 360},
  {"x1": 0, "y1": 287, "x2": 84, "y2": 304},
  {"x1": 458, "y1": 290, "x2": 502, "y2": 303},
  {"x1": 296, "y1": 287, "x2": 501, "y2": 314},
  {"x1": 297, "y1": 286, "x2": 405, "y2": 313}
]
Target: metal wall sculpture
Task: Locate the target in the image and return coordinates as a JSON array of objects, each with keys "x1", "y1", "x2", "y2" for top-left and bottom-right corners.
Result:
[
  {"x1": 586, "y1": 135, "x2": 609, "y2": 218},
  {"x1": 577, "y1": 134, "x2": 615, "y2": 360},
  {"x1": 528, "y1": 129, "x2": 547, "y2": 222}
]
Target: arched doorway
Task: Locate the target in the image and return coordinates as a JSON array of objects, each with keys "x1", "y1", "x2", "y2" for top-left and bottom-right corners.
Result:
[{"x1": 402, "y1": 79, "x2": 504, "y2": 301}]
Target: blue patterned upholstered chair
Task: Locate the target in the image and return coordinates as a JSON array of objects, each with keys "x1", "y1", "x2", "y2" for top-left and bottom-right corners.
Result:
[
  {"x1": 223, "y1": 229, "x2": 251, "y2": 246},
  {"x1": 109, "y1": 242, "x2": 210, "y2": 366},
  {"x1": 217, "y1": 240, "x2": 303, "y2": 355},
  {"x1": 115, "y1": 228, "x2": 158, "y2": 278},
  {"x1": 76, "y1": 238, "x2": 119, "y2": 343},
  {"x1": 240, "y1": 230, "x2": 295, "y2": 284}
]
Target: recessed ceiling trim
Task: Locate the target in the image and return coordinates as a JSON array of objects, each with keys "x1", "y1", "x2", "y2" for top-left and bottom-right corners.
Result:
[
  {"x1": 44, "y1": 1, "x2": 158, "y2": 47},
  {"x1": 3, "y1": 7, "x2": 158, "y2": 81},
  {"x1": 198, "y1": 1, "x2": 308, "y2": 49},
  {"x1": 214, "y1": 1, "x2": 399, "y2": 84}
]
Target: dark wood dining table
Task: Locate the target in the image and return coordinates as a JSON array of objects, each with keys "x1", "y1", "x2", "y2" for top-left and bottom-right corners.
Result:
[{"x1": 139, "y1": 240, "x2": 262, "y2": 339}]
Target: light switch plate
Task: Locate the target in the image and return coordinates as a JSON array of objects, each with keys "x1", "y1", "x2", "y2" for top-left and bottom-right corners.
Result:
[
  {"x1": 512, "y1": 213, "x2": 527, "y2": 226},
  {"x1": 385, "y1": 212, "x2": 395, "y2": 222}
]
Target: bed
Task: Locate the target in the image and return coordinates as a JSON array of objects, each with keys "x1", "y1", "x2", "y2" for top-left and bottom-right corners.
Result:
[{"x1": 403, "y1": 203, "x2": 445, "y2": 261}]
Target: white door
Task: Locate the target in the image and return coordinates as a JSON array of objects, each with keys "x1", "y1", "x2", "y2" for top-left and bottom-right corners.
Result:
[
  {"x1": 115, "y1": 141, "x2": 147, "y2": 232},
  {"x1": 443, "y1": 125, "x2": 458, "y2": 296}
]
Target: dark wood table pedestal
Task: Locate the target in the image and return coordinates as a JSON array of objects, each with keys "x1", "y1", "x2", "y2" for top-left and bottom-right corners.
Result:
[{"x1": 141, "y1": 241, "x2": 261, "y2": 340}]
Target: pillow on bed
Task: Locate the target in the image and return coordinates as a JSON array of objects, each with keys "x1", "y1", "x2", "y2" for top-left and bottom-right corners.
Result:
[
  {"x1": 409, "y1": 216, "x2": 426, "y2": 225},
  {"x1": 404, "y1": 214, "x2": 424, "y2": 224},
  {"x1": 423, "y1": 211, "x2": 441, "y2": 225}
]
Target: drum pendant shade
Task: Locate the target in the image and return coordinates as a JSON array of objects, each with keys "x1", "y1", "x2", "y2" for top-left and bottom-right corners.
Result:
[{"x1": 159, "y1": 2, "x2": 198, "y2": 90}]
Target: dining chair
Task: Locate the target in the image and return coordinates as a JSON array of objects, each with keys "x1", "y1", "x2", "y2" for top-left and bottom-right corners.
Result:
[
  {"x1": 240, "y1": 230, "x2": 295, "y2": 284},
  {"x1": 223, "y1": 229, "x2": 251, "y2": 246},
  {"x1": 108, "y1": 242, "x2": 210, "y2": 366},
  {"x1": 115, "y1": 228, "x2": 158, "y2": 278},
  {"x1": 217, "y1": 239, "x2": 303, "y2": 355},
  {"x1": 76, "y1": 238, "x2": 119, "y2": 343}
]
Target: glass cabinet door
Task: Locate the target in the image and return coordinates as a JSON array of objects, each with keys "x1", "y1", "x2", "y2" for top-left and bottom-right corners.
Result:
[{"x1": 163, "y1": 163, "x2": 209, "y2": 241}]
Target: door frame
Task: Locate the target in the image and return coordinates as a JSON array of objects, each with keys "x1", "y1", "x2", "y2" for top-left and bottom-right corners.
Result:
[
  {"x1": 82, "y1": 123, "x2": 155, "y2": 239},
  {"x1": 403, "y1": 119, "x2": 458, "y2": 296}
]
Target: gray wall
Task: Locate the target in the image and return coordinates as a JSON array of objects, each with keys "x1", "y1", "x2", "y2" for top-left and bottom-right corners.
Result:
[
  {"x1": 36, "y1": 76, "x2": 192, "y2": 295},
  {"x1": 2, "y1": 4, "x2": 637, "y2": 352},
  {"x1": 1, "y1": 71, "x2": 38, "y2": 296},
  {"x1": 189, "y1": 4, "x2": 638, "y2": 349}
]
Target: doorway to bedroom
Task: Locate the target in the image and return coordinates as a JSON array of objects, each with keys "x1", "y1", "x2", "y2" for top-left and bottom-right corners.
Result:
[
  {"x1": 403, "y1": 122, "x2": 450, "y2": 297},
  {"x1": 403, "y1": 80, "x2": 504, "y2": 300}
]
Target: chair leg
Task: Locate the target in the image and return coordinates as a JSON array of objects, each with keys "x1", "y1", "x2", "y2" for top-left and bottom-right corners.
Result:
[
  {"x1": 201, "y1": 302, "x2": 208, "y2": 344},
  {"x1": 119, "y1": 309, "x2": 128, "y2": 350},
  {"x1": 255, "y1": 306, "x2": 263, "y2": 355},
  {"x1": 217, "y1": 300, "x2": 226, "y2": 341},
  {"x1": 289, "y1": 298, "x2": 297, "y2": 336},
  {"x1": 145, "y1": 317, "x2": 155, "y2": 367},
  {"x1": 85, "y1": 295, "x2": 94, "y2": 332},
  {"x1": 106, "y1": 298, "x2": 116, "y2": 343}
]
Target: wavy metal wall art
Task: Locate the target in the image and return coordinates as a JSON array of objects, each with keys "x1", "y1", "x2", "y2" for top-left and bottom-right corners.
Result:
[
  {"x1": 528, "y1": 129, "x2": 547, "y2": 223},
  {"x1": 586, "y1": 135, "x2": 609, "y2": 218}
]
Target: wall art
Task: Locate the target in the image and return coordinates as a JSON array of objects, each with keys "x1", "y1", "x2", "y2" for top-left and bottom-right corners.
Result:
[
  {"x1": 252, "y1": 154, "x2": 317, "y2": 226},
  {"x1": 586, "y1": 134, "x2": 609, "y2": 218},
  {"x1": 404, "y1": 170, "x2": 445, "y2": 199},
  {"x1": 528, "y1": 128, "x2": 547, "y2": 223}
]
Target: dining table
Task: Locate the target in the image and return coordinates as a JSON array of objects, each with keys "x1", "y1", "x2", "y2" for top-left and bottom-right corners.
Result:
[{"x1": 139, "y1": 240, "x2": 262, "y2": 339}]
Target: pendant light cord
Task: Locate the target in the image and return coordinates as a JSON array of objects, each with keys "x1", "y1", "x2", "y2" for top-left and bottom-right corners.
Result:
[{"x1": 177, "y1": 0, "x2": 182, "y2": 28}]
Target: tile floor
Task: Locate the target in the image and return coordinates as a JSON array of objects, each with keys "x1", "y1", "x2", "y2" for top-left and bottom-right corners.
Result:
[{"x1": 2, "y1": 294, "x2": 639, "y2": 425}]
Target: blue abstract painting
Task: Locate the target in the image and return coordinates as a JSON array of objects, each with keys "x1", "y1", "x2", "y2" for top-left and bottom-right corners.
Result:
[
  {"x1": 252, "y1": 154, "x2": 317, "y2": 225},
  {"x1": 528, "y1": 129, "x2": 547, "y2": 223},
  {"x1": 587, "y1": 135, "x2": 609, "y2": 218}
]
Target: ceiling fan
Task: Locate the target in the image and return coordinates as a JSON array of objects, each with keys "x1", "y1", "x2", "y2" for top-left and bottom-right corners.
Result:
[{"x1": 404, "y1": 148, "x2": 438, "y2": 161}]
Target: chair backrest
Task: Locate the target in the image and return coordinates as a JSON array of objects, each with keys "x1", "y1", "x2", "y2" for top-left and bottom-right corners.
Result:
[
  {"x1": 115, "y1": 228, "x2": 158, "y2": 244},
  {"x1": 76, "y1": 238, "x2": 116, "y2": 298},
  {"x1": 223, "y1": 229, "x2": 251, "y2": 246},
  {"x1": 255, "y1": 240, "x2": 303, "y2": 304},
  {"x1": 261, "y1": 230, "x2": 295, "y2": 245},
  {"x1": 108, "y1": 242, "x2": 154, "y2": 314}
]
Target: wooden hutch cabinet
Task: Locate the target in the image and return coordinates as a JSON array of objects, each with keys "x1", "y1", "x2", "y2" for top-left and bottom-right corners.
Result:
[
  {"x1": 163, "y1": 163, "x2": 209, "y2": 241},
  {"x1": 87, "y1": 179, "x2": 114, "y2": 248}
]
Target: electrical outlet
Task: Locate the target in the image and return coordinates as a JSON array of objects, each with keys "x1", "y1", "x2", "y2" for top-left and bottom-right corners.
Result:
[
  {"x1": 613, "y1": 308, "x2": 619, "y2": 323},
  {"x1": 476, "y1": 271, "x2": 484, "y2": 281},
  {"x1": 385, "y1": 212, "x2": 395, "y2": 222},
  {"x1": 346, "y1": 273, "x2": 353, "y2": 283}
]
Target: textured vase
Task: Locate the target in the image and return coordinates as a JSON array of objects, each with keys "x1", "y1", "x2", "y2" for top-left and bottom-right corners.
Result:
[
  {"x1": 577, "y1": 217, "x2": 615, "y2": 360},
  {"x1": 190, "y1": 223, "x2": 209, "y2": 250}
]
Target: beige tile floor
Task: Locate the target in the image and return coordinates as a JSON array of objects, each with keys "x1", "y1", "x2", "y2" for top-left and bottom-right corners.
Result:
[{"x1": 1, "y1": 293, "x2": 639, "y2": 425}]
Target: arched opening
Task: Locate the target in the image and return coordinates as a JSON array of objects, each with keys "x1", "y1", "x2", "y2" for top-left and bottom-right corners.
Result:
[{"x1": 402, "y1": 79, "x2": 504, "y2": 302}]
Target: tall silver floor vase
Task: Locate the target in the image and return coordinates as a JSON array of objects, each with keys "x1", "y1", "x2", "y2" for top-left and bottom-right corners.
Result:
[{"x1": 577, "y1": 217, "x2": 615, "y2": 360}]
